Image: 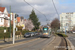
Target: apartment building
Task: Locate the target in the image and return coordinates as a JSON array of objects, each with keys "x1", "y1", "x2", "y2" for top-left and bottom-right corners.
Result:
[{"x1": 60, "y1": 12, "x2": 75, "y2": 32}]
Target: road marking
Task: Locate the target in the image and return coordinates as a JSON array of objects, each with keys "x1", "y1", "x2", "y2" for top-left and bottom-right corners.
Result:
[
  {"x1": 67, "y1": 38, "x2": 75, "y2": 50},
  {"x1": 70, "y1": 39, "x2": 73, "y2": 40},
  {"x1": 73, "y1": 38, "x2": 75, "y2": 40}
]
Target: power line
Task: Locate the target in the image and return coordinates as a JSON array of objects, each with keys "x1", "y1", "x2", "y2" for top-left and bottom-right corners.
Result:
[
  {"x1": 52, "y1": 0, "x2": 59, "y2": 19},
  {"x1": 23, "y1": 0, "x2": 48, "y2": 21}
]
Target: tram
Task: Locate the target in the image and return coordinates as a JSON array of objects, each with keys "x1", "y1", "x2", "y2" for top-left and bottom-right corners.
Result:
[{"x1": 41, "y1": 26, "x2": 51, "y2": 38}]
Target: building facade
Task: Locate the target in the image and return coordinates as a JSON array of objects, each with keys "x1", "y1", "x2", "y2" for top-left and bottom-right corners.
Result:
[
  {"x1": 0, "y1": 7, "x2": 10, "y2": 27},
  {"x1": 60, "y1": 12, "x2": 75, "y2": 32},
  {"x1": 17, "y1": 17, "x2": 25, "y2": 30}
]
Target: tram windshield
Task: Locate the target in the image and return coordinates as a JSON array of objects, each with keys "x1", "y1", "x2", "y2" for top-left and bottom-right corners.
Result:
[{"x1": 43, "y1": 27, "x2": 48, "y2": 32}]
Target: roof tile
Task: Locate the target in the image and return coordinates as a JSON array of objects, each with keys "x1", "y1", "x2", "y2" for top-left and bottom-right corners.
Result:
[
  {"x1": 0, "y1": 7, "x2": 5, "y2": 12},
  {"x1": 17, "y1": 17, "x2": 20, "y2": 22}
]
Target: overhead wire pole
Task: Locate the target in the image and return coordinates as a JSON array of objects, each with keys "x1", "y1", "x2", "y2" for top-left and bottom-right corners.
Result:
[
  {"x1": 24, "y1": 0, "x2": 48, "y2": 23},
  {"x1": 10, "y1": 6, "x2": 11, "y2": 38}
]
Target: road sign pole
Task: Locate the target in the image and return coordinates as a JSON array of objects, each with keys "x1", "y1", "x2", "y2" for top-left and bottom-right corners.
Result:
[
  {"x1": 10, "y1": 6, "x2": 11, "y2": 38},
  {"x1": 65, "y1": 26, "x2": 66, "y2": 35}
]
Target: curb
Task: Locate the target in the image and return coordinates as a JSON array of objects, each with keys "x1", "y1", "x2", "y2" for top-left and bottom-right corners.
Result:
[
  {"x1": 0, "y1": 38, "x2": 25, "y2": 43},
  {"x1": 63, "y1": 37, "x2": 68, "y2": 50},
  {"x1": 66, "y1": 38, "x2": 75, "y2": 50},
  {"x1": 0, "y1": 38, "x2": 40, "y2": 49}
]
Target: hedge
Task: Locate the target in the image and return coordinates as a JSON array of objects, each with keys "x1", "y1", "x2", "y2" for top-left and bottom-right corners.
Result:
[
  {"x1": 0, "y1": 27, "x2": 10, "y2": 38},
  {"x1": 15, "y1": 31, "x2": 20, "y2": 35},
  {"x1": 56, "y1": 33, "x2": 68, "y2": 37},
  {"x1": 22, "y1": 30, "x2": 30, "y2": 35},
  {"x1": 0, "y1": 32, "x2": 10, "y2": 38}
]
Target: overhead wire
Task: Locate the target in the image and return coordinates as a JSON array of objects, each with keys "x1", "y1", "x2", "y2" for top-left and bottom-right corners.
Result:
[
  {"x1": 52, "y1": 0, "x2": 59, "y2": 19},
  {"x1": 23, "y1": 0, "x2": 48, "y2": 21}
]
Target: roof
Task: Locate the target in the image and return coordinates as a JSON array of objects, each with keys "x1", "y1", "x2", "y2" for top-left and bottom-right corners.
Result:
[
  {"x1": 25, "y1": 19, "x2": 26, "y2": 21},
  {"x1": 17, "y1": 17, "x2": 20, "y2": 22},
  {"x1": 0, "y1": 7, "x2": 5, "y2": 12},
  {"x1": 8, "y1": 14, "x2": 10, "y2": 17},
  {"x1": 11, "y1": 21, "x2": 13, "y2": 25}
]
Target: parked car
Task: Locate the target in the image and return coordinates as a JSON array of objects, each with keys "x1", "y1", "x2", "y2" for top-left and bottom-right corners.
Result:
[
  {"x1": 24, "y1": 33, "x2": 31, "y2": 37},
  {"x1": 35, "y1": 32, "x2": 39, "y2": 35},
  {"x1": 29, "y1": 32, "x2": 35, "y2": 36},
  {"x1": 72, "y1": 31, "x2": 75, "y2": 33}
]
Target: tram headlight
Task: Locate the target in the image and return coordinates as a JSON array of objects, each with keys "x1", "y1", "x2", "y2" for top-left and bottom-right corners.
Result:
[
  {"x1": 46, "y1": 33, "x2": 48, "y2": 35},
  {"x1": 46, "y1": 33, "x2": 47, "y2": 34}
]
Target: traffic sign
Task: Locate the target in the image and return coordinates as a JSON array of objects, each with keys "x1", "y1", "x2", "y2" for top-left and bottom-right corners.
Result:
[{"x1": 4, "y1": 29, "x2": 6, "y2": 33}]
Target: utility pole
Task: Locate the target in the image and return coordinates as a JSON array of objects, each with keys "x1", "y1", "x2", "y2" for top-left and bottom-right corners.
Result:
[
  {"x1": 13, "y1": 13, "x2": 15, "y2": 44},
  {"x1": 10, "y1": 6, "x2": 11, "y2": 38}
]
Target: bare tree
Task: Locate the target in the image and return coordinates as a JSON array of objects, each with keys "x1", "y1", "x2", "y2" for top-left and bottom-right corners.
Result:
[
  {"x1": 25, "y1": 19, "x2": 34, "y2": 31},
  {"x1": 51, "y1": 18, "x2": 60, "y2": 33}
]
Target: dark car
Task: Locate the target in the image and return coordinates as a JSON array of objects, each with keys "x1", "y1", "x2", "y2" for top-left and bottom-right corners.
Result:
[
  {"x1": 35, "y1": 32, "x2": 39, "y2": 35},
  {"x1": 24, "y1": 33, "x2": 31, "y2": 37}
]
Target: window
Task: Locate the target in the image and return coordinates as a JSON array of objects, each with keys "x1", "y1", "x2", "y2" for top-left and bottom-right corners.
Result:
[
  {"x1": 66, "y1": 23, "x2": 69, "y2": 26},
  {"x1": 1, "y1": 18, "x2": 2, "y2": 22},
  {"x1": 61, "y1": 17, "x2": 63, "y2": 19},
  {"x1": 66, "y1": 16, "x2": 68, "y2": 18}
]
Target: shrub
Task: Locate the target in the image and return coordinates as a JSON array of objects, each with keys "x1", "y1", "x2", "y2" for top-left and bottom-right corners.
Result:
[
  {"x1": 56, "y1": 33, "x2": 68, "y2": 37},
  {"x1": 0, "y1": 32, "x2": 10, "y2": 38},
  {"x1": 15, "y1": 31, "x2": 21, "y2": 35},
  {"x1": 22, "y1": 30, "x2": 31, "y2": 35},
  {"x1": 0, "y1": 27, "x2": 10, "y2": 38}
]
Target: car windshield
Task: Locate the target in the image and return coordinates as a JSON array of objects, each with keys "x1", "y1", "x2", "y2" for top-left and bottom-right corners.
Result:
[
  {"x1": 25, "y1": 33, "x2": 30, "y2": 35},
  {"x1": 30, "y1": 32, "x2": 34, "y2": 33},
  {"x1": 35, "y1": 32, "x2": 38, "y2": 33}
]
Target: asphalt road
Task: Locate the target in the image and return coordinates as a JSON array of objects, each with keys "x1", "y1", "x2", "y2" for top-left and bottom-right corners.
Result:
[
  {"x1": 1, "y1": 36, "x2": 54, "y2": 50},
  {"x1": 67, "y1": 33, "x2": 75, "y2": 49},
  {"x1": 67, "y1": 33, "x2": 75, "y2": 46},
  {"x1": 0, "y1": 35, "x2": 40, "y2": 45}
]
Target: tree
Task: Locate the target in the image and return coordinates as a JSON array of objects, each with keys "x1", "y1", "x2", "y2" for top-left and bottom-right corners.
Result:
[
  {"x1": 51, "y1": 18, "x2": 60, "y2": 33},
  {"x1": 25, "y1": 19, "x2": 34, "y2": 31},
  {"x1": 29, "y1": 9, "x2": 40, "y2": 30}
]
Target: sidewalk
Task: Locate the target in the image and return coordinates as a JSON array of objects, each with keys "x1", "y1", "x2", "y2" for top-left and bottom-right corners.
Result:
[
  {"x1": 43, "y1": 36, "x2": 61, "y2": 50},
  {"x1": 0, "y1": 35, "x2": 24, "y2": 43}
]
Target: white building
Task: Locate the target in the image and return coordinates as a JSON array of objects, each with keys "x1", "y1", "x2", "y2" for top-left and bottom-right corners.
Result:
[
  {"x1": 0, "y1": 7, "x2": 10, "y2": 27},
  {"x1": 60, "y1": 12, "x2": 75, "y2": 32}
]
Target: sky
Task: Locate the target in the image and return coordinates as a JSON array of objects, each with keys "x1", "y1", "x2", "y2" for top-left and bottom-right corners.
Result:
[{"x1": 0, "y1": 0, "x2": 75, "y2": 25}]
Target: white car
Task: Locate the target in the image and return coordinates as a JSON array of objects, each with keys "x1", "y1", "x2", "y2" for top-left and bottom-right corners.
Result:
[
  {"x1": 72, "y1": 31, "x2": 75, "y2": 33},
  {"x1": 29, "y1": 32, "x2": 34, "y2": 36}
]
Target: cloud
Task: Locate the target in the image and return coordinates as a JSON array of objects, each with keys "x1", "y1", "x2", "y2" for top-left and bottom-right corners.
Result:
[{"x1": 0, "y1": 0, "x2": 75, "y2": 25}]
